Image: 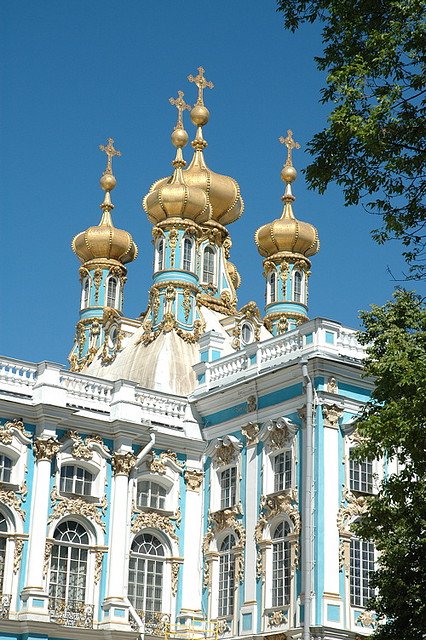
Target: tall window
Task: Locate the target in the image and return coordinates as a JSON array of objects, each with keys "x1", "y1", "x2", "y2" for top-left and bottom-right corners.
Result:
[
  {"x1": 272, "y1": 521, "x2": 291, "y2": 607},
  {"x1": 202, "y1": 247, "x2": 215, "y2": 284},
  {"x1": 273, "y1": 451, "x2": 292, "y2": 492},
  {"x1": 49, "y1": 521, "x2": 89, "y2": 611},
  {"x1": 137, "y1": 481, "x2": 167, "y2": 510},
  {"x1": 293, "y1": 271, "x2": 302, "y2": 303},
  {"x1": 269, "y1": 271, "x2": 276, "y2": 304},
  {"x1": 0, "y1": 455, "x2": 12, "y2": 483},
  {"x1": 81, "y1": 278, "x2": 90, "y2": 309},
  {"x1": 157, "y1": 239, "x2": 164, "y2": 271},
  {"x1": 128, "y1": 533, "x2": 165, "y2": 615},
  {"x1": 182, "y1": 238, "x2": 193, "y2": 271},
  {"x1": 60, "y1": 465, "x2": 93, "y2": 497},
  {"x1": 350, "y1": 538, "x2": 375, "y2": 607},
  {"x1": 106, "y1": 277, "x2": 118, "y2": 308},
  {"x1": 0, "y1": 513, "x2": 7, "y2": 591},
  {"x1": 349, "y1": 452, "x2": 373, "y2": 494},
  {"x1": 218, "y1": 534, "x2": 235, "y2": 617},
  {"x1": 220, "y1": 467, "x2": 237, "y2": 510}
]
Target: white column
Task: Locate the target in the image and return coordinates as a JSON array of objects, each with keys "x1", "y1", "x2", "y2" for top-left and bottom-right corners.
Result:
[
  {"x1": 180, "y1": 468, "x2": 204, "y2": 617},
  {"x1": 240, "y1": 431, "x2": 258, "y2": 635},
  {"x1": 20, "y1": 437, "x2": 59, "y2": 620},
  {"x1": 101, "y1": 451, "x2": 135, "y2": 630}
]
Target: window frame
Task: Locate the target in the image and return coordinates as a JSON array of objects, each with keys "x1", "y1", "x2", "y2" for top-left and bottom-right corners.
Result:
[
  {"x1": 273, "y1": 450, "x2": 292, "y2": 493},
  {"x1": 127, "y1": 532, "x2": 168, "y2": 618},
  {"x1": 59, "y1": 464, "x2": 94, "y2": 498},
  {"x1": 182, "y1": 237, "x2": 193, "y2": 272},
  {"x1": 349, "y1": 451, "x2": 373, "y2": 494},
  {"x1": 271, "y1": 520, "x2": 291, "y2": 607},
  {"x1": 268, "y1": 271, "x2": 277, "y2": 304},
  {"x1": 156, "y1": 239, "x2": 165, "y2": 272},
  {"x1": 0, "y1": 454, "x2": 13, "y2": 484},
  {"x1": 293, "y1": 270, "x2": 303, "y2": 303},
  {"x1": 136, "y1": 479, "x2": 168, "y2": 511},
  {"x1": 106, "y1": 276, "x2": 119, "y2": 309},
  {"x1": 349, "y1": 537, "x2": 375, "y2": 608},
  {"x1": 219, "y1": 466, "x2": 237, "y2": 510},
  {"x1": 202, "y1": 246, "x2": 216, "y2": 285},
  {"x1": 218, "y1": 534, "x2": 236, "y2": 618},
  {"x1": 81, "y1": 277, "x2": 90, "y2": 310}
]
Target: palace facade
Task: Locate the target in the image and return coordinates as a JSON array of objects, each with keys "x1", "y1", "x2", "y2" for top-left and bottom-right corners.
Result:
[{"x1": 0, "y1": 68, "x2": 378, "y2": 640}]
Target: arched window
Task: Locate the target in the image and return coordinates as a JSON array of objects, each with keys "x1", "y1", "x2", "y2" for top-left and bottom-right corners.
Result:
[
  {"x1": 218, "y1": 534, "x2": 236, "y2": 617},
  {"x1": 128, "y1": 533, "x2": 165, "y2": 616},
  {"x1": 241, "y1": 323, "x2": 254, "y2": 345},
  {"x1": 157, "y1": 239, "x2": 164, "y2": 272},
  {"x1": 350, "y1": 537, "x2": 375, "y2": 606},
  {"x1": 202, "y1": 247, "x2": 215, "y2": 284},
  {"x1": 49, "y1": 521, "x2": 89, "y2": 612},
  {"x1": 269, "y1": 271, "x2": 277, "y2": 304},
  {"x1": 137, "y1": 480, "x2": 167, "y2": 510},
  {"x1": 0, "y1": 512, "x2": 7, "y2": 590},
  {"x1": 81, "y1": 278, "x2": 90, "y2": 309},
  {"x1": 60, "y1": 465, "x2": 93, "y2": 497},
  {"x1": 272, "y1": 521, "x2": 291, "y2": 607},
  {"x1": 182, "y1": 238, "x2": 193, "y2": 272},
  {"x1": 293, "y1": 271, "x2": 302, "y2": 303},
  {"x1": 0, "y1": 455, "x2": 12, "y2": 483},
  {"x1": 106, "y1": 277, "x2": 118, "y2": 308}
]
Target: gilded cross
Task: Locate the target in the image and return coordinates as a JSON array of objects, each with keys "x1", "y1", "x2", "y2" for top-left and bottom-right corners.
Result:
[
  {"x1": 99, "y1": 138, "x2": 121, "y2": 174},
  {"x1": 279, "y1": 130, "x2": 301, "y2": 166},
  {"x1": 169, "y1": 91, "x2": 190, "y2": 129},
  {"x1": 188, "y1": 66, "x2": 214, "y2": 105}
]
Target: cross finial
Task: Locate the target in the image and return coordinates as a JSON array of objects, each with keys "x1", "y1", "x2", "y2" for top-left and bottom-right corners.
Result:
[
  {"x1": 279, "y1": 130, "x2": 301, "y2": 166},
  {"x1": 188, "y1": 66, "x2": 214, "y2": 105},
  {"x1": 169, "y1": 91, "x2": 191, "y2": 129},
  {"x1": 99, "y1": 138, "x2": 121, "y2": 175}
]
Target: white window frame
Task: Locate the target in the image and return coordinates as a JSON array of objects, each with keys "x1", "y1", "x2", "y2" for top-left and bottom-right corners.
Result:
[
  {"x1": 106, "y1": 276, "x2": 119, "y2": 309},
  {"x1": 182, "y1": 237, "x2": 193, "y2": 272},
  {"x1": 81, "y1": 277, "x2": 90, "y2": 310},
  {"x1": 0, "y1": 454, "x2": 13, "y2": 484},
  {"x1": 59, "y1": 464, "x2": 94, "y2": 498},
  {"x1": 156, "y1": 239, "x2": 165, "y2": 272},
  {"x1": 219, "y1": 466, "x2": 237, "y2": 510},
  {"x1": 267, "y1": 271, "x2": 277, "y2": 304},
  {"x1": 349, "y1": 537, "x2": 375, "y2": 608},
  {"x1": 349, "y1": 451, "x2": 373, "y2": 494},
  {"x1": 218, "y1": 533, "x2": 236, "y2": 618},
  {"x1": 271, "y1": 520, "x2": 291, "y2": 607},
  {"x1": 136, "y1": 479, "x2": 168, "y2": 511},
  {"x1": 272, "y1": 450, "x2": 292, "y2": 493},
  {"x1": 127, "y1": 532, "x2": 169, "y2": 618},
  {"x1": 293, "y1": 270, "x2": 304, "y2": 303},
  {"x1": 202, "y1": 246, "x2": 216, "y2": 285}
]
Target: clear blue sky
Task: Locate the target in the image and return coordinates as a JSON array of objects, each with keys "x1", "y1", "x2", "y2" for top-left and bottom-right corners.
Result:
[{"x1": 1, "y1": 1, "x2": 422, "y2": 365}]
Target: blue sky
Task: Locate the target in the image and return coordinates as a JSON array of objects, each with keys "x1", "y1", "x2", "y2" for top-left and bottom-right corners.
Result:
[{"x1": 1, "y1": 1, "x2": 422, "y2": 365}]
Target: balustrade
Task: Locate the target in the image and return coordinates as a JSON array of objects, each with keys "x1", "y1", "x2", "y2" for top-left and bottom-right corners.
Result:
[
  {"x1": 48, "y1": 598, "x2": 94, "y2": 628},
  {"x1": 0, "y1": 357, "x2": 37, "y2": 391}
]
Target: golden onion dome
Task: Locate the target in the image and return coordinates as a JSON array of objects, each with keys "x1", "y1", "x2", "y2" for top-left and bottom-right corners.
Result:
[
  {"x1": 143, "y1": 91, "x2": 210, "y2": 225},
  {"x1": 72, "y1": 138, "x2": 138, "y2": 265},
  {"x1": 255, "y1": 131, "x2": 319, "y2": 259},
  {"x1": 183, "y1": 69, "x2": 244, "y2": 226}
]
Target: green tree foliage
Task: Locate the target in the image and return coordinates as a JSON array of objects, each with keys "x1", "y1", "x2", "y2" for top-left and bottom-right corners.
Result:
[
  {"x1": 353, "y1": 289, "x2": 426, "y2": 639},
  {"x1": 277, "y1": 0, "x2": 426, "y2": 276}
]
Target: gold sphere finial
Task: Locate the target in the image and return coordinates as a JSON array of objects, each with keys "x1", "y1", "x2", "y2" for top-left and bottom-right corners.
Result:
[
  {"x1": 169, "y1": 91, "x2": 191, "y2": 138},
  {"x1": 99, "y1": 137, "x2": 121, "y2": 192},
  {"x1": 188, "y1": 66, "x2": 214, "y2": 106},
  {"x1": 279, "y1": 130, "x2": 301, "y2": 175}
]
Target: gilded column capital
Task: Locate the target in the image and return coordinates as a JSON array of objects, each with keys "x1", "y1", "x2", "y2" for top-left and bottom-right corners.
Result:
[
  {"x1": 184, "y1": 469, "x2": 204, "y2": 492},
  {"x1": 34, "y1": 437, "x2": 60, "y2": 462},
  {"x1": 322, "y1": 402, "x2": 344, "y2": 429},
  {"x1": 241, "y1": 422, "x2": 259, "y2": 445},
  {"x1": 112, "y1": 451, "x2": 136, "y2": 476}
]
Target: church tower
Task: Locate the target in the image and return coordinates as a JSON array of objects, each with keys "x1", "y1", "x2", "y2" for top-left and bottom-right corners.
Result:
[
  {"x1": 69, "y1": 138, "x2": 138, "y2": 370},
  {"x1": 255, "y1": 131, "x2": 319, "y2": 334}
]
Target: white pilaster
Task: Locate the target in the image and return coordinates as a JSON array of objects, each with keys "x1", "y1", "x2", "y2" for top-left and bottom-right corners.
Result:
[{"x1": 180, "y1": 467, "x2": 204, "y2": 614}]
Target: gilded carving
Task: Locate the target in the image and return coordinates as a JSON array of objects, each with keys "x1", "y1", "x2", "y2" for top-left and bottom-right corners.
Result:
[
  {"x1": 43, "y1": 539, "x2": 53, "y2": 576},
  {"x1": 280, "y1": 261, "x2": 290, "y2": 296},
  {"x1": 148, "y1": 451, "x2": 184, "y2": 475},
  {"x1": 171, "y1": 561, "x2": 179, "y2": 596},
  {"x1": 247, "y1": 396, "x2": 257, "y2": 414},
  {"x1": 184, "y1": 469, "x2": 204, "y2": 492},
  {"x1": 322, "y1": 403, "x2": 343, "y2": 429},
  {"x1": 266, "y1": 419, "x2": 298, "y2": 450},
  {"x1": 48, "y1": 488, "x2": 107, "y2": 532},
  {"x1": 357, "y1": 610, "x2": 375, "y2": 627},
  {"x1": 182, "y1": 287, "x2": 191, "y2": 322},
  {"x1": 65, "y1": 431, "x2": 93, "y2": 461},
  {"x1": 112, "y1": 452, "x2": 136, "y2": 476},
  {"x1": 93, "y1": 268, "x2": 103, "y2": 304},
  {"x1": 241, "y1": 422, "x2": 259, "y2": 445},
  {"x1": 13, "y1": 537, "x2": 24, "y2": 574},
  {"x1": 131, "y1": 511, "x2": 179, "y2": 542},
  {"x1": 94, "y1": 548, "x2": 106, "y2": 584},
  {"x1": 337, "y1": 488, "x2": 368, "y2": 534},
  {"x1": 0, "y1": 418, "x2": 31, "y2": 444},
  {"x1": 168, "y1": 228, "x2": 179, "y2": 267},
  {"x1": 151, "y1": 288, "x2": 160, "y2": 324},
  {"x1": 214, "y1": 619, "x2": 231, "y2": 635},
  {"x1": 34, "y1": 437, "x2": 60, "y2": 462},
  {"x1": 268, "y1": 610, "x2": 288, "y2": 627},
  {"x1": 326, "y1": 377, "x2": 338, "y2": 394},
  {"x1": 203, "y1": 505, "x2": 246, "y2": 586},
  {"x1": 213, "y1": 442, "x2": 238, "y2": 467}
]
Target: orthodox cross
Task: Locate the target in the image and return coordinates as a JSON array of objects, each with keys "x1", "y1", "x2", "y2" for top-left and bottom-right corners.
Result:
[
  {"x1": 169, "y1": 91, "x2": 190, "y2": 129},
  {"x1": 188, "y1": 66, "x2": 214, "y2": 105},
  {"x1": 99, "y1": 138, "x2": 121, "y2": 174},
  {"x1": 279, "y1": 130, "x2": 301, "y2": 166}
]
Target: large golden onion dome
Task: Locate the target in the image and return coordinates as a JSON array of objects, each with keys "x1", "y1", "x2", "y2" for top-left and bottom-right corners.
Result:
[
  {"x1": 255, "y1": 131, "x2": 319, "y2": 259},
  {"x1": 143, "y1": 91, "x2": 210, "y2": 225},
  {"x1": 72, "y1": 138, "x2": 138, "y2": 265}
]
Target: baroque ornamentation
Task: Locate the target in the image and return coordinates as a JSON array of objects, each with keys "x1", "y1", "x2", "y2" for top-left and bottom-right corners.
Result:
[
  {"x1": 337, "y1": 488, "x2": 369, "y2": 535},
  {"x1": 268, "y1": 610, "x2": 288, "y2": 627},
  {"x1": 48, "y1": 488, "x2": 107, "y2": 532},
  {"x1": 94, "y1": 548, "x2": 106, "y2": 584},
  {"x1": 93, "y1": 268, "x2": 102, "y2": 304},
  {"x1": 203, "y1": 506, "x2": 246, "y2": 588},
  {"x1": 182, "y1": 287, "x2": 191, "y2": 322},
  {"x1": 357, "y1": 610, "x2": 375, "y2": 628},
  {"x1": 0, "y1": 483, "x2": 27, "y2": 520},
  {"x1": 112, "y1": 451, "x2": 136, "y2": 476},
  {"x1": 168, "y1": 228, "x2": 179, "y2": 267},
  {"x1": 34, "y1": 437, "x2": 60, "y2": 462},
  {"x1": 13, "y1": 537, "x2": 24, "y2": 573},
  {"x1": 214, "y1": 618, "x2": 231, "y2": 635},
  {"x1": 43, "y1": 539, "x2": 54, "y2": 576},
  {"x1": 65, "y1": 431, "x2": 93, "y2": 461},
  {"x1": 241, "y1": 422, "x2": 259, "y2": 445},
  {"x1": 184, "y1": 469, "x2": 204, "y2": 492},
  {"x1": 326, "y1": 377, "x2": 338, "y2": 394},
  {"x1": 0, "y1": 418, "x2": 31, "y2": 444},
  {"x1": 247, "y1": 396, "x2": 257, "y2": 414},
  {"x1": 148, "y1": 451, "x2": 184, "y2": 475},
  {"x1": 322, "y1": 403, "x2": 343, "y2": 429},
  {"x1": 170, "y1": 560, "x2": 180, "y2": 596},
  {"x1": 280, "y1": 261, "x2": 290, "y2": 296},
  {"x1": 265, "y1": 418, "x2": 298, "y2": 451},
  {"x1": 131, "y1": 510, "x2": 179, "y2": 542}
]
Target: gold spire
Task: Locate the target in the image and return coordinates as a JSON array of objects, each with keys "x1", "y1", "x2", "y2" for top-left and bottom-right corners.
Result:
[
  {"x1": 169, "y1": 91, "x2": 190, "y2": 168},
  {"x1": 255, "y1": 131, "x2": 319, "y2": 259},
  {"x1": 72, "y1": 138, "x2": 138, "y2": 265},
  {"x1": 188, "y1": 66, "x2": 214, "y2": 106}
]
